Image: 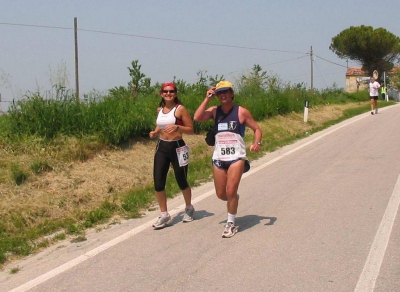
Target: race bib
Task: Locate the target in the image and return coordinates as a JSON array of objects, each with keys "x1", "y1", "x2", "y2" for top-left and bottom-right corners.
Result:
[
  {"x1": 213, "y1": 132, "x2": 242, "y2": 161},
  {"x1": 176, "y1": 145, "x2": 190, "y2": 167}
]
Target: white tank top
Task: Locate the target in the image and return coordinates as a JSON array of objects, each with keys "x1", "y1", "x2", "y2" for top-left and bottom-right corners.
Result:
[{"x1": 156, "y1": 104, "x2": 181, "y2": 129}]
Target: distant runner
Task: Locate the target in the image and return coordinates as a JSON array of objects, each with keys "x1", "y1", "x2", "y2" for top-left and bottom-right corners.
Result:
[{"x1": 369, "y1": 77, "x2": 381, "y2": 115}]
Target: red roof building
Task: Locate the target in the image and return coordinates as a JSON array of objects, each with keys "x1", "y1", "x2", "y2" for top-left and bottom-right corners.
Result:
[{"x1": 345, "y1": 67, "x2": 368, "y2": 93}]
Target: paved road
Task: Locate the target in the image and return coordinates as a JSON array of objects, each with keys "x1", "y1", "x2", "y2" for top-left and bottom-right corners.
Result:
[{"x1": 2, "y1": 104, "x2": 400, "y2": 292}]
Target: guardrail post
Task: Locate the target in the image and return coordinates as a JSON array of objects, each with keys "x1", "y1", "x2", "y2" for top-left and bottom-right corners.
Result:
[{"x1": 304, "y1": 100, "x2": 309, "y2": 123}]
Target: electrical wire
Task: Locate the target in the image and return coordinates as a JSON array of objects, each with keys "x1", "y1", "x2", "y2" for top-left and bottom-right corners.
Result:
[
  {"x1": 0, "y1": 22, "x2": 71, "y2": 31},
  {"x1": 313, "y1": 59, "x2": 328, "y2": 87},
  {"x1": 226, "y1": 55, "x2": 310, "y2": 76},
  {"x1": 0, "y1": 21, "x2": 308, "y2": 55},
  {"x1": 314, "y1": 54, "x2": 347, "y2": 68},
  {"x1": 1, "y1": 21, "x2": 355, "y2": 89}
]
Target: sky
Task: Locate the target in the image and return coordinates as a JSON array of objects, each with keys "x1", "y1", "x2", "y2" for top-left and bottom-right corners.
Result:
[{"x1": 1, "y1": 0, "x2": 400, "y2": 112}]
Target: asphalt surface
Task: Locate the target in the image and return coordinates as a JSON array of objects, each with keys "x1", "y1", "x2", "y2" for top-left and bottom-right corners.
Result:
[{"x1": 1, "y1": 103, "x2": 400, "y2": 292}]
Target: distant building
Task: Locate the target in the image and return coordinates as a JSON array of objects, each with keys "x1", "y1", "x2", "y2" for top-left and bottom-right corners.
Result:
[
  {"x1": 346, "y1": 66, "x2": 400, "y2": 93},
  {"x1": 345, "y1": 67, "x2": 369, "y2": 93}
]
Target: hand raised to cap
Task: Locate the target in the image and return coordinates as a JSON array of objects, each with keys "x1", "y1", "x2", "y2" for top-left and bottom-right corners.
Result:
[{"x1": 206, "y1": 87, "x2": 216, "y2": 98}]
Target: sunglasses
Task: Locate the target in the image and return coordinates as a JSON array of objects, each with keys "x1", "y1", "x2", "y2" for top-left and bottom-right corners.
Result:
[
  {"x1": 162, "y1": 90, "x2": 176, "y2": 93},
  {"x1": 216, "y1": 89, "x2": 230, "y2": 95}
]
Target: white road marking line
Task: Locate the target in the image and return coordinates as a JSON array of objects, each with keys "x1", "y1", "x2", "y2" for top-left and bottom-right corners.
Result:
[
  {"x1": 9, "y1": 191, "x2": 218, "y2": 292},
  {"x1": 10, "y1": 107, "x2": 396, "y2": 291},
  {"x1": 354, "y1": 173, "x2": 400, "y2": 292}
]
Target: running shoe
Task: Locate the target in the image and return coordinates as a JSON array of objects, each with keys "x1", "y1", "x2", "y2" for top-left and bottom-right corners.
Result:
[
  {"x1": 222, "y1": 222, "x2": 239, "y2": 238},
  {"x1": 375, "y1": 109, "x2": 378, "y2": 114},
  {"x1": 152, "y1": 214, "x2": 171, "y2": 229},
  {"x1": 182, "y1": 206, "x2": 195, "y2": 222}
]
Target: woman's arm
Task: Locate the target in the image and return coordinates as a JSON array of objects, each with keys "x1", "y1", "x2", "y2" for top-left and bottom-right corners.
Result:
[
  {"x1": 194, "y1": 88, "x2": 217, "y2": 122},
  {"x1": 239, "y1": 106, "x2": 262, "y2": 152},
  {"x1": 149, "y1": 126, "x2": 161, "y2": 139},
  {"x1": 175, "y1": 106, "x2": 194, "y2": 135}
]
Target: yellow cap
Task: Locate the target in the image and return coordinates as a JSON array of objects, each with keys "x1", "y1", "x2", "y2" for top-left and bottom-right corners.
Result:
[{"x1": 215, "y1": 80, "x2": 234, "y2": 93}]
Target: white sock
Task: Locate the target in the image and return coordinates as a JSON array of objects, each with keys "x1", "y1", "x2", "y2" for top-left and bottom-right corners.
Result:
[
  {"x1": 161, "y1": 211, "x2": 169, "y2": 217},
  {"x1": 227, "y1": 213, "x2": 236, "y2": 224}
]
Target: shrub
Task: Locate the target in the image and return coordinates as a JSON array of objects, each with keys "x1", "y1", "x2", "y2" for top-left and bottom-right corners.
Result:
[{"x1": 10, "y1": 163, "x2": 28, "y2": 185}]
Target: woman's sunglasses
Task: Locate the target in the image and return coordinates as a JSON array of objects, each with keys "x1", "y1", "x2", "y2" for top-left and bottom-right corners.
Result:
[{"x1": 162, "y1": 90, "x2": 176, "y2": 93}]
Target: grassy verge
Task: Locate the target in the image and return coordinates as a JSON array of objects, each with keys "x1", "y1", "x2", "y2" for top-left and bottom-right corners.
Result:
[{"x1": 0, "y1": 101, "x2": 395, "y2": 268}]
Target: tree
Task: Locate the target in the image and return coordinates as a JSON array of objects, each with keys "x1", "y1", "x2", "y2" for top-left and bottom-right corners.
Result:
[
  {"x1": 208, "y1": 74, "x2": 224, "y2": 87},
  {"x1": 329, "y1": 25, "x2": 400, "y2": 78},
  {"x1": 127, "y1": 60, "x2": 151, "y2": 96},
  {"x1": 241, "y1": 64, "x2": 268, "y2": 88}
]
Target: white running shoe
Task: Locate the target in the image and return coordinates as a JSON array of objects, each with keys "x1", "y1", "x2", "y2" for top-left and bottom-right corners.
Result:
[
  {"x1": 152, "y1": 214, "x2": 171, "y2": 229},
  {"x1": 222, "y1": 222, "x2": 239, "y2": 238},
  {"x1": 182, "y1": 206, "x2": 194, "y2": 222}
]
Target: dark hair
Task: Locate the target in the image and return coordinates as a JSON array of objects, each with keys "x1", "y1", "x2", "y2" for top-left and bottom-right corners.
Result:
[{"x1": 159, "y1": 97, "x2": 182, "y2": 107}]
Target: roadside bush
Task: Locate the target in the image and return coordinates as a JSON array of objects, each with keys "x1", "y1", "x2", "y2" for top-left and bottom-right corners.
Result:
[
  {"x1": 10, "y1": 163, "x2": 28, "y2": 185},
  {"x1": 3, "y1": 62, "x2": 368, "y2": 146}
]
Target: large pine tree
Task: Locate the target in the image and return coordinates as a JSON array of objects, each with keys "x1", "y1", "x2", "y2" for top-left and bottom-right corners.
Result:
[{"x1": 330, "y1": 25, "x2": 400, "y2": 78}]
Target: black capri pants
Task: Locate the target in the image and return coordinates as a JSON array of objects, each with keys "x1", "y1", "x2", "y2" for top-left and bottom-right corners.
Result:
[{"x1": 153, "y1": 139, "x2": 189, "y2": 192}]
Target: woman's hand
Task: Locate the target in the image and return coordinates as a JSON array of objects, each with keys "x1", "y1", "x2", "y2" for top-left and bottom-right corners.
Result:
[
  {"x1": 149, "y1": 131, "x2": 157, "y2": 138},
  {"x1": 163, "y1": 125, "x2": 180, "y2": 134},
  {"x1": 206, "y1": 87, "x2": 216, "y2": 99}
]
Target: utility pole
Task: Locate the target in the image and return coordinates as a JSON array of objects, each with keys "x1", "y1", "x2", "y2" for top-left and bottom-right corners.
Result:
[
  {"x1": 383, "y1": 71, "x2": 388, "y2": 101},
  {"x1": 383, "y1": 71, "x2": 386, "y2": 88},
  {"x1": 74, "y1": 17, "x2": 80, "y2": 103},
  {"x1": 310, "y1": 46, "x2": 313, "y2": 91}
]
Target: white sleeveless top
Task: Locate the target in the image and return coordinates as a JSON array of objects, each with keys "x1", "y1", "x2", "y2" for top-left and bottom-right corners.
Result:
[{"x1": 156, "y1": 104, "x2": 181, "y2": 129}]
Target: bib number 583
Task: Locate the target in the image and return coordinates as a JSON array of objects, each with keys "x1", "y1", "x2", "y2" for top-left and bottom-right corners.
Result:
[{"x1": 221, "y1": 147, "x2": 235, "y2": 155}]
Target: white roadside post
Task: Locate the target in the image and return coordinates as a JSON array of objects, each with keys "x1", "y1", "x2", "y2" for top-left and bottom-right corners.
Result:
[{"x1": 304, "y1": 100, "x2": 309, "y2": 123}]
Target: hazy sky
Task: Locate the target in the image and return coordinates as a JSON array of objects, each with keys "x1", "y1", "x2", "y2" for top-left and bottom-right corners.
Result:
[{"x1": 1, "y1": 0, "x2": 400, "y2": 111}]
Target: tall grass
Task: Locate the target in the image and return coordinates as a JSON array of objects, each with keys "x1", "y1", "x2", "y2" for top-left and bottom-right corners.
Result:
[
  {"x1": 0, "y1": 112, "x2": 13, "y2": 149},
  {"x1": 6, "y1": 90, "x2": 158, "y2": 144},
  {"x1": 4, "y1": 78, "x2": 369, "y2": 146}
]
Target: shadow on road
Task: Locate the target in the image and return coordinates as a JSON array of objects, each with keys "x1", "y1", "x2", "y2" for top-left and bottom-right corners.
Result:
[
  {"x1": 234, "y1": 215, "x2": 277, "y2": 232},
  {"x1": 169, "y1": 209, "x2": 215, "y2": 225}
]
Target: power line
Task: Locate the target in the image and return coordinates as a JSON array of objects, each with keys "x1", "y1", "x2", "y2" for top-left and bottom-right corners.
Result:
[
  {"x1": 0, "y1": 21, "x2": 308, "y2": 55},
  {"x1": 79, "y1": 28, "x2": 309, "y2": 54},
  {"x1": 313, "y1": 59, "x2": 328, "y2": 87},
  {"x1": 314, "y1": 54, "x2": 347, "y2": 68},
  {"x1": 2, "y1": 21, "x2": 354, "y2": 90},
  {"x1": 226, "y1": 55, "x2": 309, "y2": 76},
  {"x1": 0, "y1": 22, "x2": 71, "y2": 31}
]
